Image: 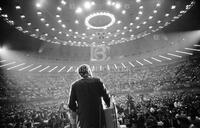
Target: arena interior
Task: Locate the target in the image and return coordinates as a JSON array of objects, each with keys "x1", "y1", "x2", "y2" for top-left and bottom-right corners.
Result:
[{"x1": 0, "y1": 0, "x2": 200, "y2": 128}]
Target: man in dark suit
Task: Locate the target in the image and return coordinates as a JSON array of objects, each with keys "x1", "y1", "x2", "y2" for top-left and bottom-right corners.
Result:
[{"x1": 68, "y1": 64, "x2": 110, "y2": 128}]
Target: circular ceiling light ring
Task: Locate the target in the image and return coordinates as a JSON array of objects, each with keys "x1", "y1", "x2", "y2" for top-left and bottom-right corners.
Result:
[{"x1": 85, "y1": 12, "x2": 116, "y2": 30}]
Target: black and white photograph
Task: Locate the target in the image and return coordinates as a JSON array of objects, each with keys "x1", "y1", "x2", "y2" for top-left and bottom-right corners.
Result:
[{"x1": 0, "y1": 0, "x2": 200, "y2": 128}]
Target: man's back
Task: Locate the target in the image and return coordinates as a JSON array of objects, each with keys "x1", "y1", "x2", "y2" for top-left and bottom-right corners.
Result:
[{"x1": 68, "y1": 77, "x2": 110, "y2": 128}]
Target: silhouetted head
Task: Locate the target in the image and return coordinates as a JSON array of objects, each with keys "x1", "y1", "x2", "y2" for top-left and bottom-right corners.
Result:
[{"x1": 78, "y1": 64, "x2": 92, "y2": 78}]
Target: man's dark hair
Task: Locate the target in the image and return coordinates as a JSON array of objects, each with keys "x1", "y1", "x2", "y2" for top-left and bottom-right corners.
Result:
[{"x1": 78, "y1": 64, "x2": 92, "y2": 78}]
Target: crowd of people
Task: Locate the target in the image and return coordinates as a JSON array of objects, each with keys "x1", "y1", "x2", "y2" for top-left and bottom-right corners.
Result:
[
  {"x1": 0, "y1": 53, "x2": 200, "y2": 127},
  {"x1": 0, "y1": 90, "x2": 200, "y2": 128},
  {"x1": 0, "y1": 55, "x2": 199, "y2": 101}
]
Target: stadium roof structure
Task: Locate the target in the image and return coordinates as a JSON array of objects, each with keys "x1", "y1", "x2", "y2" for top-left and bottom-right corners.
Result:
[{"x1": 0, "y1": 0, "x2": 200, "y2": 73}]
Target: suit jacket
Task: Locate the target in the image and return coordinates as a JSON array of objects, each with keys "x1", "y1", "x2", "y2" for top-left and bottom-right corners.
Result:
[{"x1": 68, "y1": 77, "x2": 110, "y2": 128}]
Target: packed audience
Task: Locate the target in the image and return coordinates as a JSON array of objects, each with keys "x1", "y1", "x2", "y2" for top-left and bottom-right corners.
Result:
[
  {"x1": 0, "y1": 54, "x2": 200, "y2": 127},
  {"x1": 0, "y1": 55, "x2": 200, "y2": 101},
  {"x1": 0, "y1": 91, "x2": 200, "y2": 128}
]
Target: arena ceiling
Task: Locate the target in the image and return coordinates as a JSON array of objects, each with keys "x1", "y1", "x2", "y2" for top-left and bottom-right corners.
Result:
[{"x1": 0, "y1": 0, "x2": 200, "y2": 73}]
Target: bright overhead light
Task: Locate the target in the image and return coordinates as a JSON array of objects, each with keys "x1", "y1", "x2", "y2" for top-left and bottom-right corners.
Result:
[
  {"x1": 148, "y1": 16, "x2": 153, "y2": 19},
  {"x1": 153, "y1": 10, "x2": 157, "y2": 13},
  {"x1": 171, "y1": 5, "x2": 176, "y2": 9},
  {"x1": 139, "y1": 6, "x2": 143, "y2": 9},
  {"x1": 85, "y1": 12, "x2": 116, "y2": 29},
  {"x1": 157, "y1": 20, "x2": 161, "y2": 23},
  {"x1": 115, "y1": 3, "x2": 121, "y2": 9},
  {"x1": 61, "y1": 0, "x2": 66, "y2": 5},
  {"x1": 91, "y1": 1, "x2": 95, "y2": 6},
  {"x1": 136, "y1": 0, "x2": 141, "y2": 3},
  {"x1": 40, "y1": 18, "x2": 45, "y2": 21},
  {"x1": 138, "y1": 11, "x2": 143, "y2": 15},
  {"x1": 27, "y1": 23, "x2": 31, "y2": 26},
  {"x1": 57, "y1": 7, "x2": 62, "y2": 11},
  {"x1": 165, "y1": 13, "x2": 169, "y2": 17},
  {"x1": 20, "y1": 15, "x2": 25, "y2": 19},
  {"x1": 16, "y1": 6, "x2": 21, "y2": 9},
  {"x1": 76, "y1": 7, "x2": 83, "y2": 14},
  {"x1": 107, "y1": 1, "x2": 112, "y2": 6},
  {"x1": 117, "y1": 20, "x2": 121, "y2": 24},
  {"x1": 58, "y1": 20, "x2": 62, "y2": 23},
  {"x1": 62, "y1": 24, "x2": 66, "y2": 28},
  {"x1": 37, "y1": 11, "x2": 42, "y2": 15},
  {"x1": 111, "y1": 2, "x2": 116, "y2": 6},
  {"x1": 36, "y1": 3, "x2": 42, "y2": 8},
  {"x1": 135, "y1": 16, "x2": 139, "y2": 20},
  {"x1": 84, "y1": 1, "x2": 92, "y2": 10},
  {"x1": 122, "y1": 10, "x2": 126, "y2": 14},
  {"x1": 45, "y1": 23, "x2": 49, "y2": 27},
  {"x1": 156, "y1": 3, "x2": 161, "y2": 7},
  {"x1": 75, "y1": 20, "x2": 79, "y2": 24}
]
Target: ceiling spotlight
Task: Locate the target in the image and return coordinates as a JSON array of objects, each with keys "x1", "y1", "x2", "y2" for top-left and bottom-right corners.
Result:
[
  {"x1": 76, "y1": 7, "x2": 83, "y2": 14},
  {"x1": 139, "y1": 6, "x2": 143, "y2": 9},
  {"x1": 37, "y1": 12, "x2": 42, "y2": 15},
  {"x1": 149, "y1": 26, "x2": 153, "y2": 29},
  {"x1": 75, "y1": 20, "x2": 79, "y2": 24},
  {"x1": 84, "y1": 1, "x2": 92, "y2": 10},
  {"x1": 148, "y1": 16, "x2": 153, "y2": 19},
  {"x1": 61, "y1": 0, "x2": 66, "y2": 5},
  {"x1": 0, "y1": 7, "x2": 2, "y2": 11},
  {"x1": 153, "y1": 10, "x2": 158, "y2": 13},
  {"x1": 117, "y1": 20, "x2": 121, "y2": 24},
  {"x1": 130, "y1": 22, "x2": 134, "y2": 26},
  {"x1": 58, "y1": 20, "x2": 62, "y2": 23},
  {"x1": 57, "y1": 7, "x2": 62, "y2": 11},
  {"x1": 165, "y1": 13, "x2": 169, "y2": 17},
  {"x1": 20, "y1": 15, "x2": 25, "y2": 19},
  {"x1": 171, "y1": 5, "x2": 176, "y2": 9},
  {"x1": 107, "y1": 1, "x2": 112, "y2": 6},
  {"x1": 40, "y1": 18, "x2": 45, "y2": 21},
  {"x1": 115, "y1": 3, "x2": 121, "y2": 9},
  {"x1": 45, "y1": 23, "x2": 49, "y2": 27},
  {"x1": 56, "y1": 15, "x2": 60, "y2": 18},
  {"x1": 16, "y1": 6, "x2": 21, "y2": 9},
  {"x1": 135, "y1": 16, "x2": 139, "y2": 20},
  {"x1": 157, "y1": 20, "x2": 161, "y2": 23},
  {"x1": 62, "y1": 24, "x2": 66, "y2": 28},
  {"x1": 36, "y1": 3, "x2": 42, "y2": 8},
  {"x1": 91, "y1": 1, "x2": 95, "y2": 6},
  {"x1": 143, "y1": 21, "x2": 147, "y2": 24},
  {"x1": 27, "y1": 23, "x2": 31, "y2": 26},
  {"x1": 112, "y1": 2, "x2": 116, "y2": 6},
  {"x1": 136, "y1": 0, "x2": 141, "y2": 3},
  {"x1": 138, "y1": 11, "x2": 143, "y2": 15},
  {"x1": 136, "y1": 26, "x2": 140, "y2": 29},
  {"x1": 69, "y1": 29, "x2": 72, "y2": 32},
  {"x1": 122, "y1": 10, "x2": 126, "y2": 14},
  {"x1": 156, "y1": 3, "x2": 161, "y2": 7}
]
